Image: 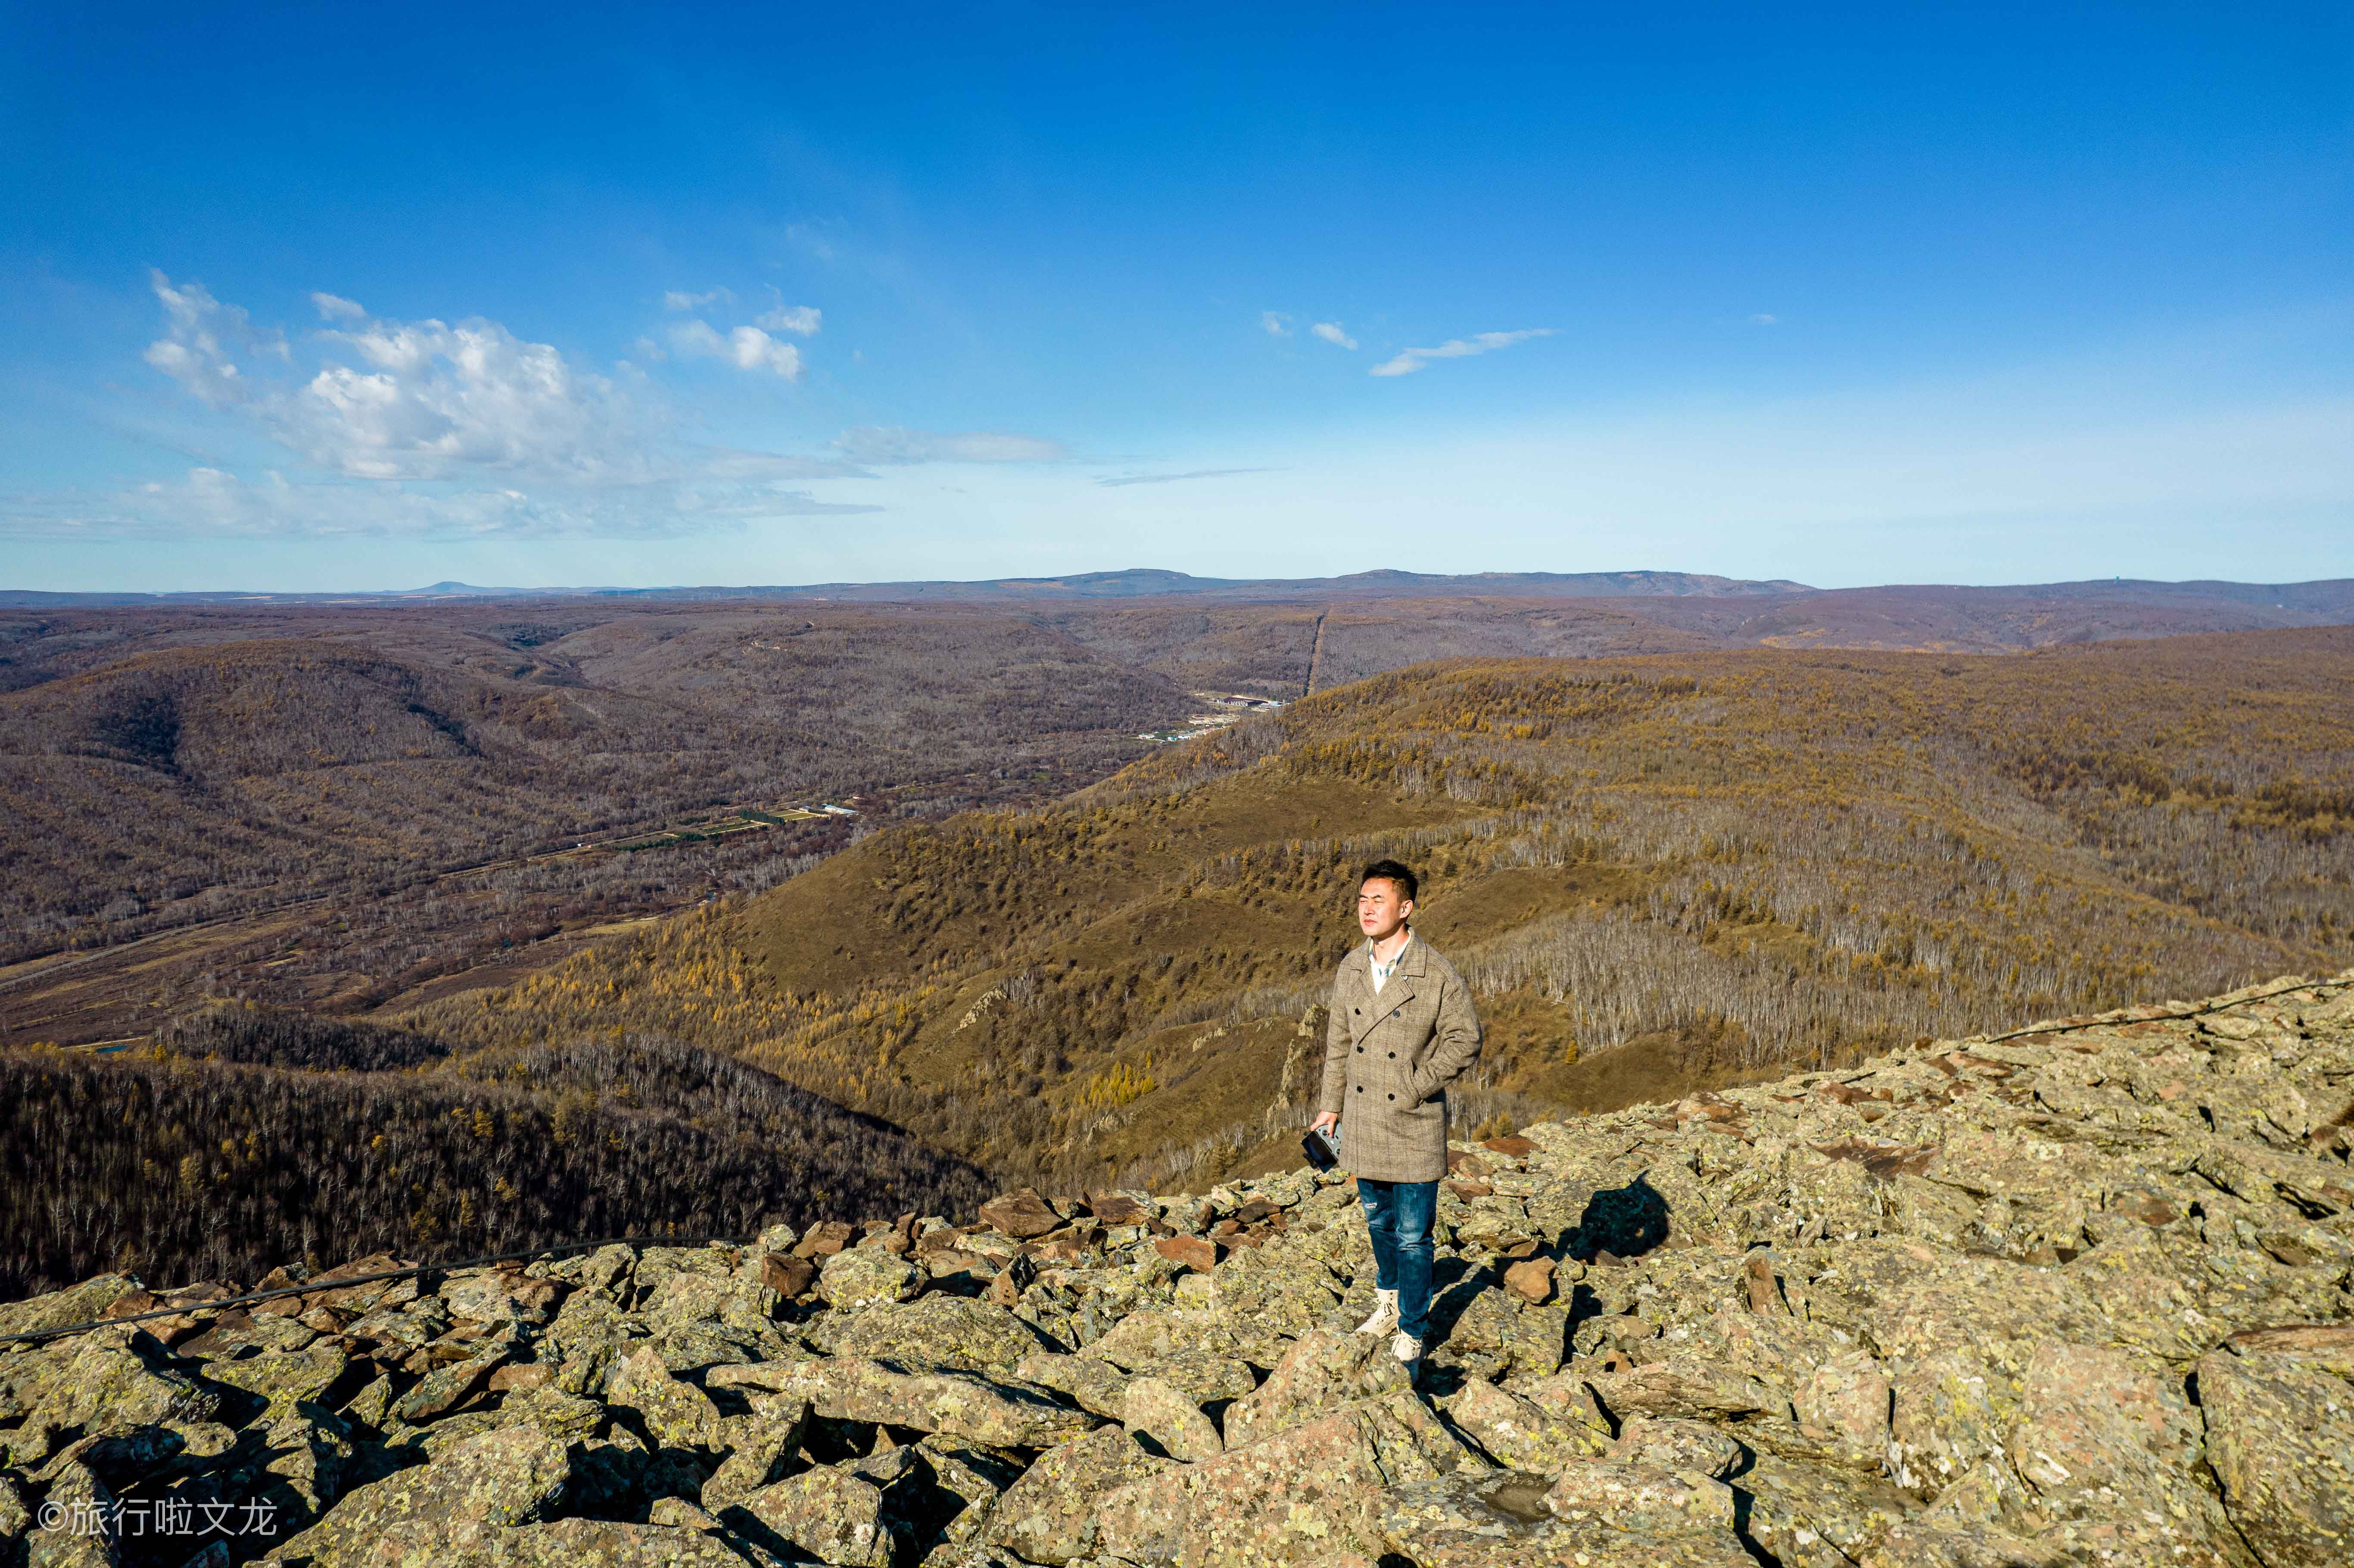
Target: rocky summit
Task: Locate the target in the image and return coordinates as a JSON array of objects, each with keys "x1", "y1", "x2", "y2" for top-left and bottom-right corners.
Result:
[{"x1": 3, "y1": 974, "x2": 2351, "y2": 1568}]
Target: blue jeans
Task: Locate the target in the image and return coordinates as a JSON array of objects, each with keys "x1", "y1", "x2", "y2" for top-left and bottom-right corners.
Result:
[{"x1": 1357, "y1": 1177, "x2": 1439, "y2": 1344}]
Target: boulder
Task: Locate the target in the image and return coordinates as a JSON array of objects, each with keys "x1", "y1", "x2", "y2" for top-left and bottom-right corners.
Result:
[
  {"x1": 604, "y1": 1347, "x2": 725, "y2": 1451},
  {"x1": 29, "y1": 1334, "x2": 221, "y2": 1432},
  {"x1": 1093, "y1": 1390, "x2": 1487, "y2": 1567},
  {"x1": 700, "y1": 1400, "x2": 810, "y2": 1513},
  {"x1": 1794, "y1": 1348, "x2": 1892, "y2": 1464},
  {"x1": 1438, "y1": 1288, "x2": 1567, "y2": 1379},
  {"x1": 390, "y1": 1339, "x2": 509, "y2": 1423},
  {"x1": 986, "y1": 1424, "x2": 1174, "y2": 1565},
  {"x1": 1583, "y1": 1358, "x2": 1781, "y2": 1425},
  {"x1": 1222, "y1": 1329, "x2": 1409, "y2": 1450},
  {"x1": 1544, "y1": 1462, "x2": 1737, "y2": 1535},
  {"x1": 733, "y1": 1465, "x2": 892, "y2": 1568},
  {"x1": 1735, "y1": 1451, "x2": 1919, "y2": 1568},
  {"x1": 2198, "y1": 1345, "x2": 2354, "y2": 1568},
  {"x1": 708, "y1": 1356, "x2": 1097, "y2": 1447},
  {"x1": 977, "y1": 1188, "x2": 1064, "y2": 1240},
  {"x1": 828, "y1": 1295, "x2": 1057, "y2": 1373},
  {"x1": 1439, "y1": 1376, "x2": 1609, "y2": 1472},
  {"x1": 1607, "y1": 1415, "x2": 1745, "y2": 1480},
  {"x1": 1079, "y1": 1308, "x2": 1239, "y2": 1369},
  {"x1": 1502, "y1": 1256, "x2": 1557, "y2": 1304},
  {"x1": 1013, "y1": 1351, "x2": 1134, "y2": 1419},
  {"x1": 271, "y1": 1424, "x2": 571, "y2": 1566},
  {"x1": 1121, "y1": 1375, "x2": 1223, "y2": 1462},
  {"x1": 817, "y1": 1248, "x2": 922, "y2": 1310},
  {"x1": 1378, "y1": 1469, "x2": 1756, "y2": 1568}
]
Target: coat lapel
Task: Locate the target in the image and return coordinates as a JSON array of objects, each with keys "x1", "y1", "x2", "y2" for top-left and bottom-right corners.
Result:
[{"x1": 1362, "y1": 936, "x2": 1424, "y2": 1033}]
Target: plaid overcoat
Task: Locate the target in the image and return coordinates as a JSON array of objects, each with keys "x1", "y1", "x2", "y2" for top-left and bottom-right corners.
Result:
[{"x1": 1316, "y1": 934, "x2": 1482, "y2": 1182}]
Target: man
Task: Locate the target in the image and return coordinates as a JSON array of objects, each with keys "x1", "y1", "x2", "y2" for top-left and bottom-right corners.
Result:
[{"x1": 1308, "y1": 858, "x2": 1482, "y2": 1373}]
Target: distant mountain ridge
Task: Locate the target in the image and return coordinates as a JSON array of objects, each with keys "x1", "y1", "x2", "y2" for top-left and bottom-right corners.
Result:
[{"x1": 9, "y1": 568, "x2": 2354, "y2": 612}]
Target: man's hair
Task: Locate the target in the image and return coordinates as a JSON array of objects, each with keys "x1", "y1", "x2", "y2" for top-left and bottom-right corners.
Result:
[{"x1": 1359, "y1": 859, "x2": 1418, "y2": 905}]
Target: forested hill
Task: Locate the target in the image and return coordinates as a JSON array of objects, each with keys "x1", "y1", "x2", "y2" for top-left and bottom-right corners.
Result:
[
  {"x1": 399, "y1": 626, "x2": 2354, "y2": 1194},
  {"x1": 0, "y1": 1005, "x2": 990, "y2": 1301}
]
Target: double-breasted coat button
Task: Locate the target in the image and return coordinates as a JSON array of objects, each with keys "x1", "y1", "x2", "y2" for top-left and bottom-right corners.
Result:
[
  {"x1": 1386, "y1": 1092, "x2": 1395, "y2": 1101},
  {"x1": 1354, "y1": 1045, "x2": 1363, "y2": 1053},
  {"x1": 1354, "y1": 1085, "x2": 1363, "y2": 1094},
  {"x1": 1353, "y1": 1007, "x2": 1361, "y2": 1015},
  {"x1": 1387, "y1": 1051, "x2": 1395, "y2": 1058}
]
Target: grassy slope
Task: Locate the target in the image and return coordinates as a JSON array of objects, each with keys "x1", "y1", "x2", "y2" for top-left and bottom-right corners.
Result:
[{"x1": 401, "y1": 628, "x2": 2354, "y2": 1192}]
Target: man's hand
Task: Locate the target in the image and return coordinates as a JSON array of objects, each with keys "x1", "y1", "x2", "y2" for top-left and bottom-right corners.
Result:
[{"x1": 1309, "y1": 1111, "x2": 1339, "y2": 1136}]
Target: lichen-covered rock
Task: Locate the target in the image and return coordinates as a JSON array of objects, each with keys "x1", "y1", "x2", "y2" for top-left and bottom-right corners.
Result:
[
  {"x1": 700, "y1": 1400, "x2": 809, "y2": 1512},
  {"x1": 817, "y1": 1248, "x2": 922, "y2": 1310},
  {"x1": 1607, "y1": 1415, "x2": 1745, "y2": 1480},
  {"x1": 1077, "y1": 1308, "x2": 1241, "y2": 1369},
  {"x1": 1734, "y1": 1451, "x2": 1919, "y2": 1568},
  {"x1": 733, "y1": 1464, "x2": 892, "y2": 1568},
  {"x1": 272, "y1": 1424, "x2": 571, "y2": 1566},
  {"x1": 1121, "y1": 1375, "x2": 1222, "y2": 1462},
  {"x1": 709, "y1": 1355, "x2": 1097, "y2": 1447},
  {"x1": 389, "y1": 1338, "x2": 508, "y2": 1422},
  {"x1": 828, "y1": 1294, "x2": 1057, "y2": 1373},
  {"x1": 1093, "y1": 1390, "x2": 1485, "y2": 1566},
  {"x1": 1794, "y1": 1347, "x2": 1891, "y2": 1464},
  {"x1": 602, "y1": 1347, "x2": 725, "y2": 1452},
  {"x1": 986, "y1": 1424, "x2": 1174, "y2": 1564},
  {"x1": 1222, "y1": 1329, "x2": 1410, "y2": 1450},
  {"x1": 1437, "y1": 1288, "x2": 1567, "y2": 1380},
  {"x1": 440, "y1": 1269, "x2": 559, "y2": 1326},
  {"x1": 636, "y1": 1269, "x2": 773, "y2": 1334},
  {"x1": 29, "y1": 1333, "x2": 220, "y2": 1432},
  {"x1": 2198, "y1": 1344, "x2": 2354, "y2": 1568},
  {"x1": 1014, "y1": 1350, "x2": 1134, "y2": 1418},
  {"x1": 0, "y1": 1276, "x2": 142, "y2": 1339},
  {"x1": 1439, "y1": 1376, "x2": 1608, "y2": 1472},
  {"x1": 1583, "y1": 1357, "x2": 1782, "y2": 1425},
  {"x1": 1379, "y1": 1469, "x2": 1756, "y2": 1568}
]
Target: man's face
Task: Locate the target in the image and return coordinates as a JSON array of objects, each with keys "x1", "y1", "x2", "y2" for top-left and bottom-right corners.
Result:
[{"x1": 1357, "y1": 877, "x2": 1412, "y2": 941}]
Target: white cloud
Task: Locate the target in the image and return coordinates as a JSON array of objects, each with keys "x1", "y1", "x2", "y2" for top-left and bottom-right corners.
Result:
[
  {"x1": 755, "y1": 304, "x2": 822, "y2": 336},
  {"x1": 663, "y1": 288, "x2": 733, "y2": 311},
  {"x1": 107, "y1": 277, "x2": 883, "y2": 537},
  {"x1": 1751, "y1": 313, "x2": 1780, "y2": 326},
  {"x1": 1369, "y1": 327, "x2": 1556, "y2": 377},
  {"x1": 1261, "y1": 311, "x2": 1294, "y2": 337},
  {"x1": 291, "y1": 314, "x2": 646, "y2": 479},
  {"x1": 669, "y1": 320, "x2": 803, "y2": 378},
  {"x1": 1311, "y1": 322, "x2": 1358, "y2": 350},
  {"x1": 834, "y1": 426, "x2": 1068, "y2": 464},
  {"x1": 142, "y1": 270, "x2": 285, "y2": 409}
]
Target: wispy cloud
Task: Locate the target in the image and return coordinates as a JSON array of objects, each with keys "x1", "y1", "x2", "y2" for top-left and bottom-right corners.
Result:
[
  {"x1": 1096, "y1": 467, "x2": 1283, "y2": 488},
  {"x1": 670, "y1": 319, "x2": 803, "y2": 377},
  {"x1": 310, "y1": 292, "x2": 366, "y2": 322},
  {"x1": 1261, "y1": 311, "x2": 1294, "y2": 337},
  {"x1": 18, "y1": 466, "x2": 885, "y2": 540},
  {"x1": 142, "y1": 270, "x2": 286, "y2": 410},
  {"x1": 663, "y1": 287, "x2": 733, "y2": 311},
  {"x1": 1369, "y1": 327, "x2": 1555, "y2": 377},
  {"x1": 1751, "y1": 313, "x2": 1780, "y2": 326},
  {"x1": 755, "y1": 304, "x2": 823, "y2": 336},
  {"x1": 1311, "y1": 322, "x2": 1357, "y2": 350},
  {"x1": 834, "y1": 426, "x2": 1068, "y2": 464}
]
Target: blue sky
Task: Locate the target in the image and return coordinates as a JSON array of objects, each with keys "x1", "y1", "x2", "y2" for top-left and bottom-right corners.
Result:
[{"x1": 3, "y1": 3, "x2": 2347, "y2": 591}]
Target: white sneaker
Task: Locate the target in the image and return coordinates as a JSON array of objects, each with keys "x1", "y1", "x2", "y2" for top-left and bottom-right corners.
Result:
[
  {"x1": 1390, "y1": 1331, "x2": 1423, "y2": 1366},
  {"x1": 1354, "y1": 1288, "x2": 1400, "y2": 1336}
]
